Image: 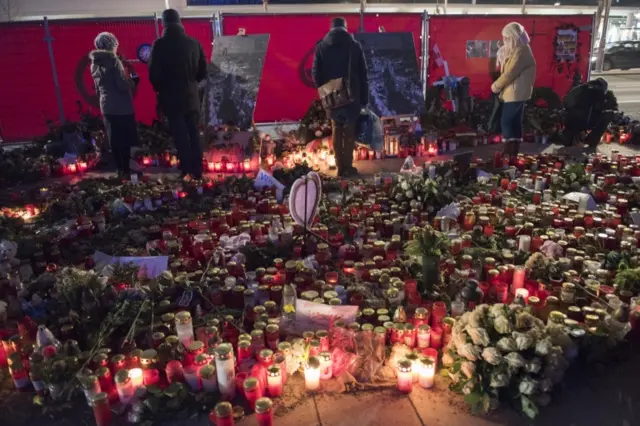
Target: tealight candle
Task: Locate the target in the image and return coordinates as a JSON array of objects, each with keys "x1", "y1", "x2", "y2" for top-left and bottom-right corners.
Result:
[
  {"x1": 418, "y1": 357, "x2": 435, "y2": 389},
  {"x1": 304, "y1": 356, "x2": 321, "y2": 392},
  {"x1": 396, "y1": 359, "x2": 413, "y2": 393}
]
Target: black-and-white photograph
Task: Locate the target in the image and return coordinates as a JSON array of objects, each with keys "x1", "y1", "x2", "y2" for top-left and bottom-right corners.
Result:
[
  {"x1": 354, "y1": 33, "x2": 423, "y2": 118},
  {"x1": 207, "y1": 34, "x2": 269, "y2": 130}
]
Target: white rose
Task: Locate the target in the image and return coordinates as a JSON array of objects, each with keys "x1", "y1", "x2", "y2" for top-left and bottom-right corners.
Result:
[
  {"x1": 468, "y1": 311, "x2": 483, "y2": 328},
  {"x1": 458, "y1": 343, "x2": 481, "y2": 361},
  {"x1": 401, "y1": 181, "x2": 410, "y2": 190},
  {"x1": 535, "y1": 338, "x2": 552, "y2": 356},
  {"x1": 442, "y1": 351, "x2": 455, "y2": 367},
  {"x1": 518, "y1": 378, "x2": 537, "y2": 395},
  {"x1": 461, "y1": 361, "x2": 476, "y2": 379},
  {"x1": 395, "y1": 194, "x2": 404, "y2": 202},
  {"x1": 497, "y1": 337, "x2": 517, "y2": 352},
  {"x1": 526, "y1": 358, "x2": 542, "y2": 374},
  {"x1": 489, "y1": 303, "x2": 508, "y2": 318},
  {"x1": 494, "y1": 315, "x2": 513, "y2": 334},
  {"x1": 513, "y1": 332, "x2": 534, "y2": 351},
  {"x1": 449, "y1": 371, "x2": 462, "y2": 384},
  {"x1": 504, "y1": 352, "x2": 526, "y2": 369},
  {"x1": 466, "y1": 326, "x2": 490, "y2": 347},
  {"x1": 406, "y1": 190, "x2": 414, "y2": 199},
  {"x1": 490, "y1": 372, "x2": 509, "y2": 388},
  {"x1": 462, "y1": 379, "x2": 475, "y2": 395},
  {"x1": 481, "y1": 347, "x2": 503, "y2": 366}
]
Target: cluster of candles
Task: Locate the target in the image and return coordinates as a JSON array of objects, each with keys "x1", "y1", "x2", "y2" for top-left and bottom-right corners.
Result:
[{"x1": 136, "y1": 153, "x2": 258, "y2": 174}]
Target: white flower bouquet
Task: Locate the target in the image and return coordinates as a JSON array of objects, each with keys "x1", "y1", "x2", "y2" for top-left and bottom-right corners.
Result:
[{"x1": 442, "y1": 303, "x2": 571, "y2": 418}]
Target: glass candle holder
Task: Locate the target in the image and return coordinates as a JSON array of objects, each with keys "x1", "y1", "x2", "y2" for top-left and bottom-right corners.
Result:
[
  {"x1": 266, "y1": 366, "x2": 283, "y2": 397},
  {"x1": 114, "y1": 369, "x2": 134, "y2": 405},
  {"x1": 215, "y1": 344, "x2": 236, "y2": 400},
  {"x1": 175, "y1": 311, "x2": 194, "y2": 347},
  {"x1": 304, "y1": 356, "x2": 321, "y2": 392},
  {"x1": 211, "y1": 402, "x2": 234, "y2": 426},
  {"x1": 396, "y1": 359, "x2": 413, "y2": 393},
  {"x1": 200, "y1": 364, "x2": 218, "y2": 392},
  {"x1": 417, "y1": 324, "x2": 431, "y2": 349},
  {"x1": 91, "y1": 392, "x2": 112, "y2": 426},
  {"x1": 418, "y1": 357, "x2": 435, "y2": 389},
  {"x1": 512, "y1": 266, "x2": 526, "y2": 294},
  {"x1": 430, "y1": 326, "x2": 443, "y2": 349},
  {"x1": 165, "y1": 360, "x2": 184, "y2": 384},
  {"x1": 243, "y1": 377, "x2": 263, "y2": 410},
  {"x1": 255, "y1": 397, "x2": 274, "y2": 426},
  {"x1": 273, "y1": 352, "x2": 287, "y2": 385},
  {"x1": 319, "y1": 351, "x2": 333, "y2": 380}
]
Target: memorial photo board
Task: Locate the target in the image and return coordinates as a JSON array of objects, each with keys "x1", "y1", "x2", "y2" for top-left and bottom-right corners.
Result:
[
  {"x1": 207, "y1": 34, "x2": 269, "y2": 130},
  {"x1": 354, "y1": 32, "x2": 423, "y2": 118}
]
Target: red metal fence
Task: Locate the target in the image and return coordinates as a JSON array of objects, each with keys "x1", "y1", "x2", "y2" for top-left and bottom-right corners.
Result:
[{"x1": 0, "y1": 13, "x2": 591, "y2": 142}]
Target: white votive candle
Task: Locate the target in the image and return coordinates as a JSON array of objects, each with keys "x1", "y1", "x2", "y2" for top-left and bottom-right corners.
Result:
[
  {"x1": 512, "y1": 266, "x2": 526, "y2": 294},
  {"x1": 418, "y1": 357, "x2": 435, "y2": 389}
]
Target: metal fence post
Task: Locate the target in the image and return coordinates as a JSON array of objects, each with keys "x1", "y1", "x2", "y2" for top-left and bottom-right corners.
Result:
[
  {"x1": 216, "y1": 10, "x2": 223, "y2": 37},
  {"x1": 359, "y1": 0, "x2": 365, "y2": 32},
  {"x1": 43, "y1": 16, "x2": 66, "y2": 124},
  {"x1": 153, "y1": 12, "x2": 160, "y2": 38},
  {"x1": 421, "y1": 10, "x2": 429, "y2": 99}
]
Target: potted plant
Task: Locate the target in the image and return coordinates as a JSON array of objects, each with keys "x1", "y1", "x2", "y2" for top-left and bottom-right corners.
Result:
[{"x1": 405, "y1": 225, "x2": 449, "y2": 295}]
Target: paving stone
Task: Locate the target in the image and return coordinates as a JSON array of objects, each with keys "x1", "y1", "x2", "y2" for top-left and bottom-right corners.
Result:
[{"x1": 315, "y1": 389, "x2": 423, "y2": 426}]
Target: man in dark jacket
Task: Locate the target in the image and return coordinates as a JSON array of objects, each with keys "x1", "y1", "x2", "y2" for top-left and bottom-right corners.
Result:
[
  {"x1": 312, "y1": 17, "x2": 369, "y2": 178},
  {"x1": 562, "y1": 78, "x2": 614, "y2": 153},
  {"x1": 149, "y1": 9, "x2": 208, "y2": 179}
]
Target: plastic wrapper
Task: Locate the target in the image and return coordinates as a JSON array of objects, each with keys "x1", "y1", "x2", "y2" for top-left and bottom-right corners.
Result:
[
  {"x1": 351, "y1": 329, "x2": 386, "y2": 383},
  {"x1": 330, "y1": 347, "x2": 358, "y2": 377},
  {"x1": 329, "y1": 325, "x2": 355, "y2": 353}
]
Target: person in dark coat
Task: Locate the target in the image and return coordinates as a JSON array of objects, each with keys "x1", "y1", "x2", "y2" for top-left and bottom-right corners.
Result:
[
  {"x1": 149, "y1": 9, "x2": 208, "y2": 179},
  {"x1": 312, "y1": 17, "x2": 369, "y2": 178},
  {"x1": 90, "y1": 32, "x2": 138, "y2": 179},
  {"x1": 562, "y1": 78, "x2": 614, "y2": 153}
]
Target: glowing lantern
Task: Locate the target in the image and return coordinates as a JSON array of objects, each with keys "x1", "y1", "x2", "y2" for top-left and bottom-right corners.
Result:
[
  {"x1": 170, "y1": 156, "x2": 178, "y2": 167},
  {"x1": 142, "y1": 156, "x2": 151, "y2": 166},
  {"x1": 226, "y1": 162, "x2": 235, "y2": 172},
  {"x1": 266, "y1": 155, "x2": 275, "y2": 167},
  {"x1": 67, "y1": 163, "x2": 77, "y2": 174},
  {"x1": 327, "y1": 151, "x2": 337, "y2": 169},
  {"x1": 243, "y1": 158, "x2": 251, "y2": 172},
  {"x1": 207, "y1": 162, "x2": 215, "y2": 172},
  {"x1": 214, "y1": 161, "x2": 222, "y2": 172},
  {"x1": 77, "y1": 161, "x2": 88, "y2": 172},
  {"x1": 427, "y1": 143, "x2": 438, "y2": 157}
]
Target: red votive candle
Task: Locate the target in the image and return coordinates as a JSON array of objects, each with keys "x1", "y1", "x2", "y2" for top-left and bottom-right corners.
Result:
[{"x1": 255, "y1": 397, "x2": 274, "y2": 426}]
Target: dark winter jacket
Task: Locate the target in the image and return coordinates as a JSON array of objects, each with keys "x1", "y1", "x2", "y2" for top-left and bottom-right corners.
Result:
[
  {"x1": 90, "y1": 50, "x2": 135, "y2": 116},
  {"x1": 564, "y1": 80, "x2": 607, "y2": 123},
  {"x1": 148, "y1": 23, "x2": 208, "y2": 117},
  {"x1": 312, "y1": 28, "x2": 369, "y2": 123}
]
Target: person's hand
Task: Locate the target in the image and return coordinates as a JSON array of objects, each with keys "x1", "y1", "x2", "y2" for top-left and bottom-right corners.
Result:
[{"x1": 491, "y1": 83, "x2": 500, "y2": 94}]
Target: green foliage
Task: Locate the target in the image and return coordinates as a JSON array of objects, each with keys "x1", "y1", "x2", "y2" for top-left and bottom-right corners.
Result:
[
  {"x1": 405, "y1": 225, "x2": 450, "y2": 258},
  {"x1": 614, "y1": 267, "x2": 640, "y2": 293}
]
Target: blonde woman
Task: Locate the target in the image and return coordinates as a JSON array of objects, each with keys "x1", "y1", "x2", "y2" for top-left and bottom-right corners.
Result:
[{"x1": 491, "y1": 22, "x2": 536, "y2": 156}]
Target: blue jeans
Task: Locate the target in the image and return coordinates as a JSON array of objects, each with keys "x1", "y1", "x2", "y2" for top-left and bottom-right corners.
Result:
[{"x1": 501, "y1": 101, "x2": 526, "y2": 140}]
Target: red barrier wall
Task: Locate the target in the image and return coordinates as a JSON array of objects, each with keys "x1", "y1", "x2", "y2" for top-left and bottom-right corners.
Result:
[
  {"x1": 0, "y1": 14, "x2": 591, "y2": 142},
  {"x1": 0, "y1": 23, "x2": 58, "y2": 142},
  {"x1": 0, "y1": 18, "x2": 213, "y2": 142},
  {"x1": 222, "y1": 13, "x2": 423, "y2": 123},
  {"x1": 427, "y1": 15, "x2": 593, "y2": 99}
]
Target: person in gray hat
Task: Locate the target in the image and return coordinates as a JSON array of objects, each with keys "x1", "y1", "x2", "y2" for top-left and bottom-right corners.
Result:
[
  {"x1": 562, "y1": 77, "x2": 614, "y2": 153},
  {"x1": 90, "y1": 32, "x2": 138, "y2": 179},
  {"x1": 149, "y1": 8, "x2": 208, "y2": 180}
]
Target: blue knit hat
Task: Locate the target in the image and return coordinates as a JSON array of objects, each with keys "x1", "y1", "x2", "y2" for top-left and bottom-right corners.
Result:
[{"x1": 94, "y1": 32, "x2": 118, "y2": 51}]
